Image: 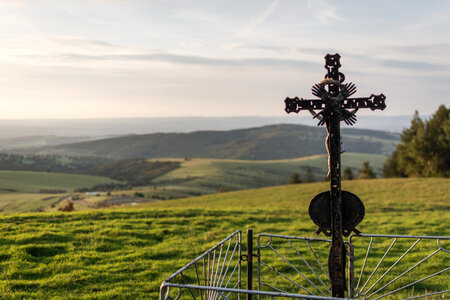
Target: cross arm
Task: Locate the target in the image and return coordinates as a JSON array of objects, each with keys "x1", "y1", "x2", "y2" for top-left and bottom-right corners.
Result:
[
  {"x1": 284, "y1": 94, "x2": 386, "y2": 114},
  {"x1": 341, "y1": 94, "x2": 386, "y2": 111},
  {"x1": 284, "y1": 97, "x2": 325, "y2": 113}
]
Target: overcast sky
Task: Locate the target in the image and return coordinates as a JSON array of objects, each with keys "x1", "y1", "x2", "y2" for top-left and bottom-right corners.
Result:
[{"x1": 0, "y1": 0, "x2": 449, "y2": 119}]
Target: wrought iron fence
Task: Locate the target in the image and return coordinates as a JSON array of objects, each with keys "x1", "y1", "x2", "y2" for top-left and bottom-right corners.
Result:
[
  {"x1": 257, "y1": 233, "x2": 335, "y2": 298},
  {"x1": 160, "y1": 230, "x2": 242, "y2": 300},
  {"x1": 161, "y1": 231, "x2": 449, "y2": 300},
  {"x1": 349, "y1": 234, "x2": 450, "y2": 300}
]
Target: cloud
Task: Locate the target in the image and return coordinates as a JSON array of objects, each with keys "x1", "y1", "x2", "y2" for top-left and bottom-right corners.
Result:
[
  {"x1": 307, "y1": 0, "x2": 345, "y2": 25},
  {"x1": 381, "y1": 43, "x2": 450, "y2": 57},
  {"x1": 378, "y1": 58, "x2": 448, "y2": 71},
  {"x1": 237, "y1": 0, "x2": 280, "y2": 36},
  {"x1": 46, "y1": 36, "x2": 117, "y2": 48},
  {"x1": 22, "y1": 52, "x2": 319, "y2": 70},
  {"x1": 222, "y1": 43, "x2": 332, "y2": 55}
]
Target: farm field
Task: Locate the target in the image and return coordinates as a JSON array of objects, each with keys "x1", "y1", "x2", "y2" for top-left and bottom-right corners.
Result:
[
  {"x1": 0, "y1": 170, "x2": 120, "y2": 194},
  {"x1": 0, "y1": 178, "x2": 448, "y2": 299},
  {"x1": 0, "y1": 171, "x2": 122, "y2": 213},
  {"x1": 149, "y1": 152, "x2": 387, "y2": 198},
  {"x1": 0, "y1": 153, "x2": 386, "y2": 213}
]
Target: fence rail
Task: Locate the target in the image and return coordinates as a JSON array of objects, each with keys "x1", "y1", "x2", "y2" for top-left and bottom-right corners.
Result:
[
  {"x1": 161, "y1": 231, "x2": 449, "y2": 300},
  {"x1": 160, "y1": 230, "x2": 242, "y2": 300},
  {"x1": 349, "y1": 234, "x2": 450, "y2": 300}
]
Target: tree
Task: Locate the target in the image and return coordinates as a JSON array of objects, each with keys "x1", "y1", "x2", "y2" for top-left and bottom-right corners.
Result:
[
  {"x1": 343, "y1": 167, "x2": 354, "y2": 180},
  {"x1": 304, "y1": 167, "x2": 315, "y2": 183},
  {"x1": 289, "y1": 172, "x2": 302, "y2": 184},
  {"x1": 383, "y1": 105, "x2": 450, "y2": 177},
  {"x1": 359, "y1": 161, "x2": 376, "y2": 179}
]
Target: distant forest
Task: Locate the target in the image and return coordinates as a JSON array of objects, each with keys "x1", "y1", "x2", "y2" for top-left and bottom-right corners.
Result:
[{"x1": 8, "y1": 124, "x2": 400, "y2": 160}]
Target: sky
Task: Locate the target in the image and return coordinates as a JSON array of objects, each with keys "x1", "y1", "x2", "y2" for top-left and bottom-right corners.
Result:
[{"x1": 0, "y1": 0, "x2": 449, "y2": 119}]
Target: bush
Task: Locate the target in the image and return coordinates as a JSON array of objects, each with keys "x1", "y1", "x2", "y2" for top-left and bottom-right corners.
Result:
[
  {"x1": 359, "y1": 161, "x2": 376, "y2": 179},
  {"x1": 289, "y1": 173, "x2": 302, "y2": 184},
  {"x1": 58, "y1": 201, "x2": 74, "y2": 212}
]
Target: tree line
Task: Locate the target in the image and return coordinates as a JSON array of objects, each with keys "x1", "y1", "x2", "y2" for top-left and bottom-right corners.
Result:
[
  {"x1": 383, "y1": 105, "x2": 449, "y2": 178},
  {"x1": 290, "y1": 162, "x2": 377, "y2": 184}
]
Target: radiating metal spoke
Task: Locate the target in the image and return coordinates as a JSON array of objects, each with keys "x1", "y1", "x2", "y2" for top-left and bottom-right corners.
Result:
[
  {"x1": 306, "y1": 241, "x2": 330, "y2": 284},
  {"x1": 210, "y1": 245, "x2": 223, "y2": 300},
  {"x1": 225, "y1": 281, "x2": 240, "y2": 298},
  {"x1": 363, "y1": 238, "x2": 420, "y2": 295},
  {"x1": 287, "y1": 239, "x2": 330, "y2": 293},
  {"x1": 372, "y1": 267, "x2": 450, "y2": 300},
  {"x1": 260, "y1": 281, "x2": 289, "y2": 294},
  {"x1": 355, "y1": 236, "x2": 373, "y2": 291},
  {"x1": 367, "y1": 247, "x2": 442, "y2": 299},
  {"x1": 260, "y1": 260, "x2": 314, "y2": 295},
  {"x1": 221, "y1": 236, "x2": 240, "y2": 299},
  {"x1": 223, "y1": 259, "x2": 239, "y2": 291},
  {"x1": 360, "y1": 237, "x2": 397, "y2": 293},
  {"x1": 268, "y1": 245, "x2": 327, "y2": 296},
  {"x1": 181, "y1": 272, "x2": 198, "y2": 300},
  {"x1": 219, "y1": 239, "x2": 239, "y2": 289},
  {"x1": 194, "y1": 262, "x2": 204, "y2": 300},
  {"x1": 402, "y1": 289, "x2": 450, "y2": 300}
]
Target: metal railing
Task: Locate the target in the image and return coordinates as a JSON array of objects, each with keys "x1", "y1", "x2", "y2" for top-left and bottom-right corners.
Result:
[
  {"x1": 257, "y1": 233, "x2": 335, "y2": 298},
  {"x1": 349, "y1": 234, "x2": 450, "y2": 300},
  {"x1": 160, "y1": 230, "x2": 242, "y2": 300},
  {"x1": 161, "y1": 231, "x2": 449, "y2": 300}
]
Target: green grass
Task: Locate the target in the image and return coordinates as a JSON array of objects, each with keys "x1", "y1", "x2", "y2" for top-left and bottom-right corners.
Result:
[
  {"x1": 149, "y1": 153, "x2": 387, "y2": 199},
  {"x1": 0, "y1": 178, "x2": 448, "y2": 299},
  {"x1": 0, "y1": 170, "x2": 121, "y2": 194},
  {"x1": 0, "y1": 194, "x2": 62, "y2": 213}
]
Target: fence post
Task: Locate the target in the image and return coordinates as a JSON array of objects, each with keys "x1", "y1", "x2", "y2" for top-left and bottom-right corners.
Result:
[
  {"x1": 247, "y1": 229, "x2": 253, "y2": 300},
  {"x1": 348, "y1": 241, "x2": 355, "y2": 299}
]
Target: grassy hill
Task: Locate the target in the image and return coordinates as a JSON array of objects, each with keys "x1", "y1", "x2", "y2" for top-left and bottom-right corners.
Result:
[
  {"x1": 0, "y1": 153, "x2": 387, "y2": 212},
  {"x1": 0, "y1": 171, "x2": 122, "y2": 213},
  {"x1": 0, "y1": 178, "x2": 448, "y2": 299},
  {"x1": 10, "y1": 124, "x2": 399, "y2": 160},
  {"x1": 147, "y1": 152, "x2": 387, "y2": 199},
  {"x1": 0, "y1": 170, "x2": 121, "y2": 194}
]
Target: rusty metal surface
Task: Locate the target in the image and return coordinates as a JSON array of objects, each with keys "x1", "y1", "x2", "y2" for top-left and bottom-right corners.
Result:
[
  {"x1": 309, "y1": 191, "x2": 365, "y2": 237},
  {"x1": 283, "y1": 53, "x2": 386, "y2": 298}
]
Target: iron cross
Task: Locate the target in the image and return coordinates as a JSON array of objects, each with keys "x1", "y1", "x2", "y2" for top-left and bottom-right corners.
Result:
[{"x1": 283, "y1": 53, "x2": 386, "y2": 298}]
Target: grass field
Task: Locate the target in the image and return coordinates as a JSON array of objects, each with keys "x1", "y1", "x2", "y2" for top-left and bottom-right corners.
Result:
[
  {"x1": 0, "y1": 170, "x2": 120, "y2": 194},
  {"x1": 149, "y1": 152, "x2": 387, "y2": 199},
  {"x1": 0, "y1": 178, "x2": 448, "y2": 299},
  {"x1": 0, "y1": 171, "x2": 122, "y2": 213},
  {"x1": 0, "y1": 154, "x2": 386, "y2": 212}
]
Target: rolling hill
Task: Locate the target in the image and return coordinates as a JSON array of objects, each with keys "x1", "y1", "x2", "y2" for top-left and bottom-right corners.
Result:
[
  {"x1": 146, "y1": 153, "x2": 387, "y2": 199},
  {"x1": 0, "y1": 178, "x2": 448, "y2": 298},
  {"x1": 0, "y1": 170, "x2": 121, "y2": 194},
  {"x1": 0, "y1": 153, "x2": 387, "y2": 212},
  {"x1": 10, "y1": 124, "x2": 400, "y2": 160}
]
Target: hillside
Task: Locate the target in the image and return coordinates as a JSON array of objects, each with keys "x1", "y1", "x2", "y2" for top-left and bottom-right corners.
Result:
[
  {"x1": 0, "y1": 178, "x2": 447, "y2": 299},
  {"x1": 0, "y1": 170, "x2": 121, "y2": 195},
  {"x1": 9, "y1": 124, "x2": 400, "y2": 160},
  {"x1": 147, "y1": 153, "x2": 387, "y2": 199},
  {"x1": 0, "y1": 153, "x2": 387, "y2": 212}
]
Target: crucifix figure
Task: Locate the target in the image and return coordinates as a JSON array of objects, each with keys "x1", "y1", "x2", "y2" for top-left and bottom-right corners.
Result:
[{"x1": 284, "y1": 53, "x2": 386, "y2": 298}]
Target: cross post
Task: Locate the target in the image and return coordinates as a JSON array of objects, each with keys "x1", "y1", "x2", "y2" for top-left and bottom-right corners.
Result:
[{"x1": 284, "y1": 53, "x2": 386, "y2": 298}]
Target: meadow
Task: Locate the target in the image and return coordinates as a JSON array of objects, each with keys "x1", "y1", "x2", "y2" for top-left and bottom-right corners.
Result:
[
  {"x1": 0, "y1": 171, "x2": 121, "y2": 213},
  {"x1": 0, "y1": 170, "x2": 120, "y2": 194},
  {"x1": 149, "y1": 152, "x2": 387, "y2": 199},
  {"x1": 0, "y1": 178, "x2": 448, "y2": 299},
  {"x1": 0, "y1": 153, "x2": 386, "y2": 213}
]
